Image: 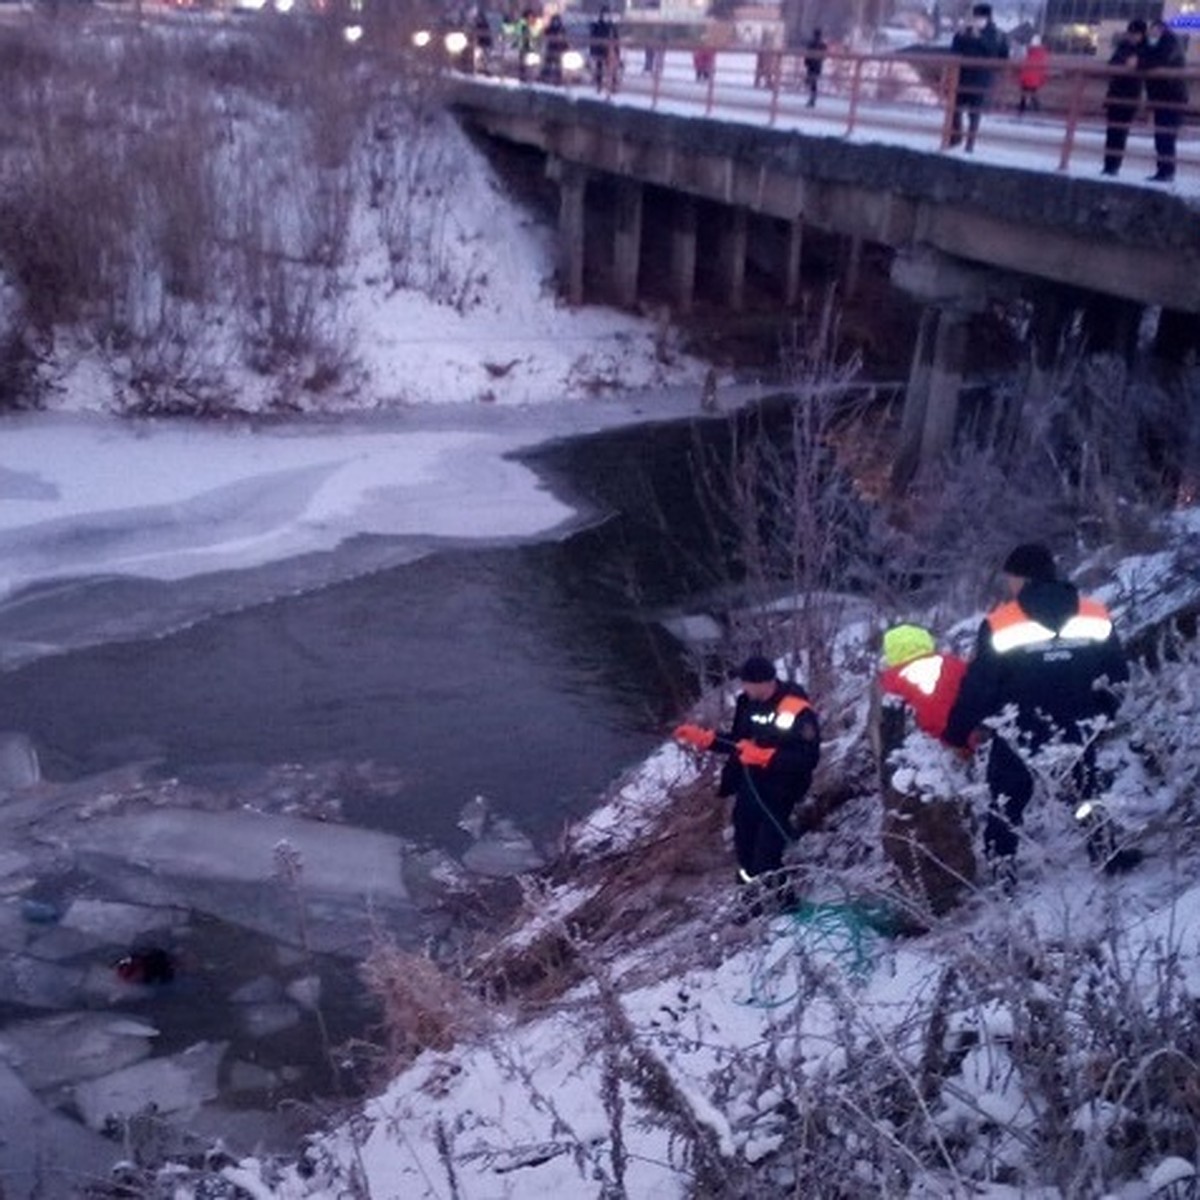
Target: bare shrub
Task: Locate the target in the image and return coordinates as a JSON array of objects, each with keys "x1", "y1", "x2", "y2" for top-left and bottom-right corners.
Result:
[
  {"x1": 471, "y1": 768, "x2": 728, "y2": 1007},
  {"x1": 0, "y1": 340, "x2": 39, "y2": 410},
  {"x1": 113, "y1": 304, "x2": 237, "y2": 418},
  {"x1": 360, "y1": 940, "x2": 488, "y2": 1071},
  {"x1": 369, "y1": 100, "x2": 485, "y2": 306},
  {"x1": 0, "y1": 19, "x2": 387, "y2": 411},
  {"x1": 878, "y1": 355, "x2": 1195, "y2": 623},
  {"x1": 681, "y1": 299, "x2": 888, "y2": 696}
]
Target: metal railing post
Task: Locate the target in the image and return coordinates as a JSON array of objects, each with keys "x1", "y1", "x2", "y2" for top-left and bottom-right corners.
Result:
[
  {"x1": 768, "y1": 50, "x2": 781, "y2": 127},
  {"x1": 1058, "y1": 64, "x2": 1086, "y2": 172},
  {"x1": 846, "y1": 55, "x2": 865, "y2": 137},
  {"x1": 939, "y1": 61, "x2": 960, "y2": 150}
]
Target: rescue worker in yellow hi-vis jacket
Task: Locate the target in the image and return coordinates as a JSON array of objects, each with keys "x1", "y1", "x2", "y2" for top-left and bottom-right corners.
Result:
[
  {"x1": 675, "y1": 656, "x2": 821, "y2": 913},
  {"x1": 944, "y1": 542, "x2": 1140, "y2": 878}
]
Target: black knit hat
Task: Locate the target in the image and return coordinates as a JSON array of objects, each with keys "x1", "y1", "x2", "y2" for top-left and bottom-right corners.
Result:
[
  {"x1": 971, "y1": 3, "x2": 992, "y2": 17},
  {"x1": 1002, "y1": 542, "x2": 1057, "y2": 581},
  {"x1": 1127, "y1": 18, "x2": 1147, "y2": 34},
  {"x1": 738, "y1": 655, "x2": 776, "y2": 683}
]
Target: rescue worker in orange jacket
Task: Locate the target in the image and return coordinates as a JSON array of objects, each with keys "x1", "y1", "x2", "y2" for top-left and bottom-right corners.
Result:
[
  {"x1": 943, "y1": 543, "x2": 1133, "y2": 872},
  {"x1": 674, "y1": 655, "x2": 820, "y2": 892},
  {"x1": 879, "y1": 624, "x2": 968, "y2": 743}
]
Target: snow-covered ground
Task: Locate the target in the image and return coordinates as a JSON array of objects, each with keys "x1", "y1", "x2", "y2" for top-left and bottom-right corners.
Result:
[
  {"x1": 2, "y1": 23, "x2": 1199, "y2": 1199},
  {"x1": 209, "y1": 510, "x2": 1200, "y2": 1200}
]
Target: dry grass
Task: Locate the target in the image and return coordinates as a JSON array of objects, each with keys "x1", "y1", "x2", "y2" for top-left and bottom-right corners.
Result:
[
  {"x1": 359, "y1": 942, "x2": 490, "y2": 1071},
  {"x1": 465, "y1": 769, "x2": 731, "y2": 1008}
]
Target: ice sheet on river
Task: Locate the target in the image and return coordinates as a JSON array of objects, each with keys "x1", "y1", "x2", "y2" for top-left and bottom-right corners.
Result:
[
  {"x1": 0, "y1": 415, "x2": 576, "y2": 595},
  {"x1": 0, "y1": 1011, "x2": 159, "y2": 1090},
  {"x1": 0, "y1": 1061, "x2": 117, "y2": 1200},
  {"x1": 63, "y1": 808, "x2": 413, "y2": 955}
]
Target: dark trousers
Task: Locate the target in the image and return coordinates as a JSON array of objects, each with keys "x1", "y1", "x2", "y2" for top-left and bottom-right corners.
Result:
[
  {"x1": 733, "y1": 787, "x2": 794, "y2": 879},
  {"x1": 950, "y1": 97, "x2": 983, "y2": 151},
  {"x1": 1103, "y1": 109, "x2": 1134, "y2": 174},
  {"x1": 1152, "y1": 107, "x2": 1182, "y2": 179},
  {"x1": 984, "y1": 736, "x2": 1099, "y2": 861},
  {"x1": 1018, "y1": 87, "x2": 1040, "y2": 114}
]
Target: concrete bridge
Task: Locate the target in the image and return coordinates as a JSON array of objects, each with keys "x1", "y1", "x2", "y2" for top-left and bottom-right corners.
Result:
[{"x1": 450, "y1": 77, "x2": 1200, "y2": 478}]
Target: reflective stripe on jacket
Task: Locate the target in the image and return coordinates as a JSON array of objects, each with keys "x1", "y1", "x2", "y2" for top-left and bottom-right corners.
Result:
[
  {"x1": 880, "y1": 652, "x2": 967, "y2": 741},
  {"x1": 986, "y1": 596, "x2": 1113, "y2": 655}
]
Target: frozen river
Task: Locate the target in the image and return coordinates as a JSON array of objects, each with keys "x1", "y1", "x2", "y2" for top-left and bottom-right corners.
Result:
[{"x1": 0, "y1": 395, "x2": 748, "y2": 1196}]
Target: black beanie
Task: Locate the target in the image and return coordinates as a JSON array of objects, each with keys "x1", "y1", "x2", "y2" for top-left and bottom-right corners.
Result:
[
  {"x1": 738, "y1": 655, "x2": 776, "y2": 683},
  {"x1": 1002, "y1": 542, "x2": 1057, "y2": 581}
]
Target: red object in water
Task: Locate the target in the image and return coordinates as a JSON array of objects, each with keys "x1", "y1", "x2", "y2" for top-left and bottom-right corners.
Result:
[{"x1": 115, "y1": 948, "x2": 177, "y2": 985}]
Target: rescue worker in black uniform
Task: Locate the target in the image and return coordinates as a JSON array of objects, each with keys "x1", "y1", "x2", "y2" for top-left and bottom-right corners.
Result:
[
  {"x1": 674, "y1": 656, "x2": 821, "y2": 912},
  {"x1": 943, "y1": 543, "x2": 1138, "y2": 878}
]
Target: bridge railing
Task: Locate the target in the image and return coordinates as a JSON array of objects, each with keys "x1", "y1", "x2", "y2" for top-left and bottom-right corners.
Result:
[{"x1": 461, "y1": 37, "x2": 1199, "y2": 182}]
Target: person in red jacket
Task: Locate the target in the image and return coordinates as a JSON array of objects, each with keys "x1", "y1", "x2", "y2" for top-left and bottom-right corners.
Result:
[
  {"x1": 1018, "y1": 35, "x2": 1049, "y2": 114},
  {"x1": 877, "y1": 624, "x2": 977, "y2": 916},
  {"x1": 879, "y1": 624, "x2": 968, "y2": 743}
]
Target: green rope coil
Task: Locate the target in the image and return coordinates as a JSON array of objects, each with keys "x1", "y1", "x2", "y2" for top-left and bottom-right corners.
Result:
[{"x1": 739, "y1": 901, "x2": 893, "y2": 1009}]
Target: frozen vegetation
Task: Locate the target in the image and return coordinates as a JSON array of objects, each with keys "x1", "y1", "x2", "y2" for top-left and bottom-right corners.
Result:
[{"x1": 0, "y1": 12, "x2": 1199, "y2": 1200}]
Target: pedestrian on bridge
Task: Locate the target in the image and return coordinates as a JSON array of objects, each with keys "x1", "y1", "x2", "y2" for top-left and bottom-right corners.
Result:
[
  {"x1": 1139, "y1": 18, "x2": 1189, "y2": 183},
  {"x1": 949, "y1": 3, "x2": 1009, "y2": 153},
  {"x1": 803, "y1": 28, "x2": 826, "y2": 108},
  {"x1": 1102, "y1": 21, "x2": 1145, "y2": 177},
  {"x1": 1017, "y1": 35, "x2": 1048, "y2": 114},
  {"x1": 589, "y1": 5, "x2": 620, "y2": 93}
]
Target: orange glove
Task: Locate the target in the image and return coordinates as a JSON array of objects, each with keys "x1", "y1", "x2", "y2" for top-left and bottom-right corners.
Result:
[
  {"x1": 673, "y1": 723, "x2": 715, "y2": 751},
  {"x1": 736, "y1": 740, "x2": 776, "y2": 768}
]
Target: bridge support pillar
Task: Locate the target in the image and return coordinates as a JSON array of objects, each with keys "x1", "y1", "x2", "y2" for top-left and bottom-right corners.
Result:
[
  {"x1": 1005, "y1": 285, "x2": 1072, "y2": 454},
  {"x1": 719, "y1": 207, "x2": 748, "y2": 311},
  {"x1": 670, "y1": 195, "x2": 697, "y2": 314},
  {"x1": 614, "y1": 179, "x2": 644, "y2": 309},
  {"x1": 892, "y1": 303, "x2": 970, "y2": 490},
  {"x1": 890, "y1": 247, "x2": 998, "y2": 489},
  {"x1": 555, "y1": 161, "x2": 587, "y2": 307},
  {"x1": 921, "y1": 306, "x2": 969, "y2": 463},
  {"x1": 843, "y1": 234, "x2": 863, "y2": 299},
  {"x1": 784, "y1": 218, "x2": 803, "y2": 308}
]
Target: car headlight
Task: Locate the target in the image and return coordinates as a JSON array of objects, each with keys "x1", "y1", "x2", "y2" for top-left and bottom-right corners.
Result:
[
  {"x1": 445, "y1": 30, "x2": 469, "y2": 54},
  {"x1": 412, "y1": 29, "x2": 432, "y2": 48},
  {"x1": 562, "y1": 49, "x2": 584, "y2": 72}
]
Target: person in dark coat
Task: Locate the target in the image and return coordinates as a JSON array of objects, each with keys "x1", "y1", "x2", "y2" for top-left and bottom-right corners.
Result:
[
  {"x1": 589, "y1": 5, "x2": 619, "y2": 92},
  {"x1": 803, "y1": 28, "x2": 827, "y2": 107},
  {"x1": 1102, "y1": 20, "x2": 1146, "y2": 177},
  {"x1": 949, "y1": 3, "x2": 1010, "y2": 152},
  {"x1": 943, "y1": 543, "x2": 1138, "y2": 880},
  {"x1": 674, "y1": 655, "x2": 821, "y2": 913},
  {"x1": 1139, "y1": 18, "x2": 1189, "y2": 182},
  {"x1": 541, "y1": 13, "x2": 568, "y2": 84}
]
